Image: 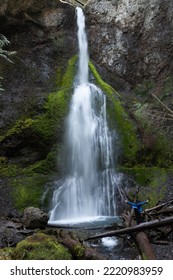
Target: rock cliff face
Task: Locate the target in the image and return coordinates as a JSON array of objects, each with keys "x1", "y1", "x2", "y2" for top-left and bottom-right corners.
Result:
[
  {"x1": 0, "y1": 0, "x2": 76, "y2": 132},
  {"x1": 0, "y1": 0, "x2": 77, "y2": 216},
  {"x1": 85, "y1": 0, "x2": 173, "y2": 86}
]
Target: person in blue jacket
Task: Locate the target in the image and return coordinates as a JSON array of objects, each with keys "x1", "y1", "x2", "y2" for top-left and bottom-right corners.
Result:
[{"x1": 125, "y1": 200, "x2": 148, "y2": 224}]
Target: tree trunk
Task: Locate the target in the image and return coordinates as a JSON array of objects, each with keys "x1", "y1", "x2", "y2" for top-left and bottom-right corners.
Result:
[{"x1": 134, "y1": 231, "x2": 157, "y2": 259}]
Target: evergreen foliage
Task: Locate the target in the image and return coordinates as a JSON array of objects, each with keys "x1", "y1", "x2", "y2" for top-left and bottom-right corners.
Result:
[{"x1": 0, "y1": 34, "x2": 16, "y2": 91}]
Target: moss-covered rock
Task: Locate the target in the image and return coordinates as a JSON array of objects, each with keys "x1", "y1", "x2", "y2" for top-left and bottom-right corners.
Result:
[
  {"x1": 0, "y1": 157, "x2": 22, "y2": 178},
  {"x1": 0, "y1": 56, "x2": 77, "y2": 212},
  {"x1": 10, "y1": 175, "x2": 50, "y2": 211},
  {"x1": 0, "y1": 56, "x2": 77, "y2": 152},
  {"x1": 23, "y1": 147, "x2": 58, "y2": 175},
  {"x1": 0, "y1": 247, "x2": 13, "y2": 260},
  {"x1": 31, "y1": 57, "x2": 77, "y2": 145},
  {"x1": 121, "y1": 167, "x2": 173, "y2": 207},
  {"x1": 11, "y1": 233, "x2": 72, "y2": 260},
  {"x1": 0, "y1": 118, "x2": 35, "y2": 142},
  {"x1": 72, "y1": 243, "x2": 86, "y2": 259}
]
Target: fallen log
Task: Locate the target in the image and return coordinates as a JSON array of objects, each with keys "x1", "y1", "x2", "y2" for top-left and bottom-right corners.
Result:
[
  {"x1": 123, "y1": 214, "x2": 156, "y2": 260},
  {"x1": 86, "y1": 216, "x2": 173, "y2": 241},
  {"x1": 134, "y1": 231, "x2": 157, "y2": 259},
  {"x1": 57, "y1": 230, "x2": 106, "y2": 260},
  {"x1": 145, "y1": 199, "x2": 173, "y2": 213},
  {"x1": 157, "y1": 207, "x2": 173, "y2": 215},
  {"x1": 144, "y1": 203, "x2": 167, "y2": 213}
]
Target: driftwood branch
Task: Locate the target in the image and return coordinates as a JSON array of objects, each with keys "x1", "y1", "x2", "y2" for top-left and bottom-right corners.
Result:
[{"x1": 86, "y1": 216, "x2": 173, "y2": 241}]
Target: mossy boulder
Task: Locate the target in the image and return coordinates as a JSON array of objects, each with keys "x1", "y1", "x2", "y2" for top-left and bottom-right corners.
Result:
[
  {"x1": 72, "y1": 243, "x2": 86, "y2": 259},
  {"x1": 11, "y1": 233, "x2": 72, "y2": 260},
  {"x1": 0, "y1": 248, "x2": 13, "y2": 260}
]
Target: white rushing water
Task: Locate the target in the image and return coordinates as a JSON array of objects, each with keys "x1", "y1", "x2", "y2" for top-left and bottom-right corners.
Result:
[{"x1": 49, "y1": 7, "x2": 119, "y2": 223}]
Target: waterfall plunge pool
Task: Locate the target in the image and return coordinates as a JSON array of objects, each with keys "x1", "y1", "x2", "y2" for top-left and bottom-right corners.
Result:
[
  {"x1": 47, "y1": 215, "x2": 123, "y2": 229},
  {"x1": 47, "y1": 215, "x2": 123, "y2": 253}
]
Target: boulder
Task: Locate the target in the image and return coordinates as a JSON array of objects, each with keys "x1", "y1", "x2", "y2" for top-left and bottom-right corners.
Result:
[
  {"x1": 21, "y1": 207, "x2": 48, "y2": 229},
  {"x1": 0, "y1": 220, "x2": 23, "y2": 248}
]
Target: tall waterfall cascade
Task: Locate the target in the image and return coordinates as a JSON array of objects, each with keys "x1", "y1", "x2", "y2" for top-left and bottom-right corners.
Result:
[{"x1": 49, "y1": 7, "x2": 120, "y2": 224}]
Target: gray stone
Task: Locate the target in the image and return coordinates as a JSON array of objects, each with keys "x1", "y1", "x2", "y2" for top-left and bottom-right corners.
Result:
[
  {"x1": 21, "y1": 207, "x2": 49, "y2": 229},
  {"x1": 0, "y1": 220, "x2": 24, "y2": 248},
  {"x1": 85, "y1": 0, "x2": 173, "y2": 85}
]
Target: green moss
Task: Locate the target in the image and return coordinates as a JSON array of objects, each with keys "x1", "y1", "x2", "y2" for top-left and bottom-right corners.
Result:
[
  {"x1": 154, "y1": 134, "x2": 173, "y2": 167},
  {"x1": 133, "y1": 76, "x2": 173, "y2": 167},
  {"x1": 11, "y1": 233, "x2": 72, "y2": 260},
  {"x1": 0, "y1": 157, "x2": 22, "y2": 178},
  {"x1": 32, "y1": 56, "x2": 77, "y2": 143},
  {"x1": 10, "y1": 175, "x2": 50, "y2": 211},
  {"x1": 134, "y1": 103, "x2": 173, "y2": 167},
  {"x1": 122, "y1": 167, "x2": 167, "y2": 186},
  {"x1": 89, "y1": 61, "x2": 121, "y2": 97},
  {"x1": 0, "y1": 56, "x2": 78, "y2": 211},
  {"x1": 62, "y1": 55, "x2": 77, "y2": 88},
  {"x1": 54, "y1": 67, "x2": 64, "y2": 89},
  {"x1": 89, "y1": 62, "x2": 139, "y2": 164},
  {"x1": 73, "y1": 244, "x2": 85, "y2": 259},
  {"x1": 121, "y1": 167, "x2": 172, "y2": 207},
  {"x1": 0, "y1": 118, "x2": 35, "y2": 142},
  {"x1": 1, "y1": 55, "x2": 77, "y2": 144},
  {"x1": 141, "y1": 253, "x2": 148, "y2": 260},
  {"x1": 24, "y1": 148, "x2": 58, "y2": 175},
  {"x1": 33, "y1": 90, "x2": 67, "y2": 142},
  {"x1": 0, "y1": 248, "x2": 13, "y2": 260}
]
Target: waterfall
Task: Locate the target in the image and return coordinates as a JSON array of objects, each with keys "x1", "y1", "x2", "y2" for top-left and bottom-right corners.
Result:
[
  {"x1": 49, "y1": 7, "x2": 119, "y2": 223},
  {"x1": 77, "y1": 6, "x2": 89, "y2": 84}
]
